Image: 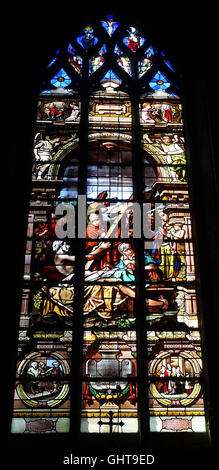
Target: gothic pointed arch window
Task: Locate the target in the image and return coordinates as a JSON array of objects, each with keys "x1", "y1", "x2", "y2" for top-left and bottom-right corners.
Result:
[{"x1": 11, "y1": 14, "x2": 209, "y2": 441}]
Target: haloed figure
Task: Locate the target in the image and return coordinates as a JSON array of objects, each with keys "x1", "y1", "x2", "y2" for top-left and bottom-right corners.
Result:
[{"x1": 33, "y1": 133, "x2": 59, "y2": 180}]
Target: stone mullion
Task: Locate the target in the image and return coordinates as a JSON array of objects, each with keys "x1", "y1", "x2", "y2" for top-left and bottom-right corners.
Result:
[
  {"x1": 70, "y1": 85, "x2": 89, "y2": 436},
  {"x1": 131, "y1": 92, "x2": 150, "y2": 442}
]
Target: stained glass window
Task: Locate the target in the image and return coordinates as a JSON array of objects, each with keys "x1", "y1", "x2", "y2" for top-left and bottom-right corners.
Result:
[{"x1": 11, "y1": 14, "x2": 208, "y2": 440}]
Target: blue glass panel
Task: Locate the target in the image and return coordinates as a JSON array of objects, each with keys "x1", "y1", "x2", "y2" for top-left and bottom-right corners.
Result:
[
  {"x1": 67, "y1": 43, "x2": 73, "y2": 54},
  {"x1": 101, "y1": 69, "x2": 122, "y2": 85},
  {"x1": 146, "y1": 46, "x2": 155, "y2": 57},
  {"x1": 114, "y1": 44, "x2": 122, "y2": 56},
  {"x1": 149, "y1": 71, "x2": 171, "y2": 91},
  {"x1": 161, "y1": 51, "x2": 175, "y2": 72},
  {"x1": 47, "y1": 58, "x2": 57, "y2": 68},
  {"x1": 47, "y1": 48, "x2": 60, "y2": 68},
  {"x1": 164, "y1": 59, "x2": 175, "y2": 72},
  {"x1": 50, "y1": 69, "x2": 72, "y2": 88}
]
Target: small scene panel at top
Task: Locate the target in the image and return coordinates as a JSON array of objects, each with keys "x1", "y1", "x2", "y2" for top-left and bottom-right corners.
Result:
[
  {"x1": 37, "y1": 97, "x2": 80, "y2": 123},
  {"x1": 140, "y1": 101, "x2": 183, "y2": 126}
]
